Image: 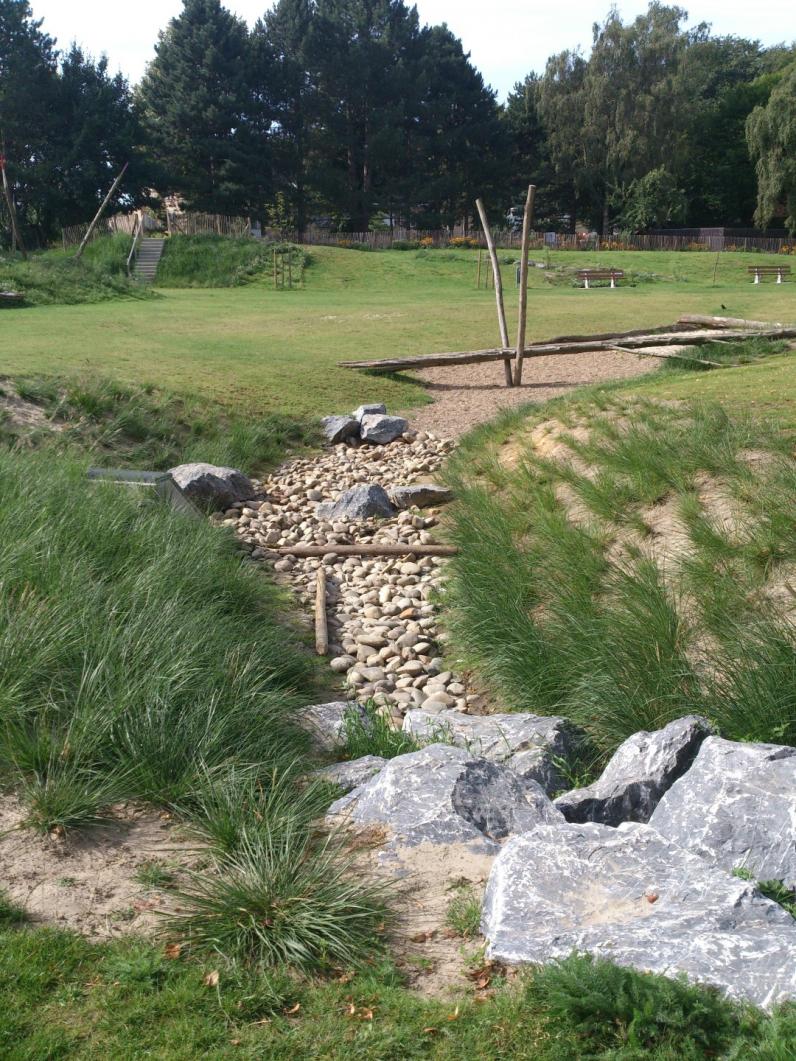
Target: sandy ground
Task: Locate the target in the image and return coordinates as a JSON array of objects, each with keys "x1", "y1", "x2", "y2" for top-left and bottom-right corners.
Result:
[
  {"x1": 408, "y1": 349, "x2": 657, "y2": 437},
  {"x1": 0, "y1": 797, "x2": 200, "y2": 939}
]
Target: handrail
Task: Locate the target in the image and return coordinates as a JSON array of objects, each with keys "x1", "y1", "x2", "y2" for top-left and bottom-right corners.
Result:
[{"x1": 126, "y1": 211, "x2": 144, "y2": 277}]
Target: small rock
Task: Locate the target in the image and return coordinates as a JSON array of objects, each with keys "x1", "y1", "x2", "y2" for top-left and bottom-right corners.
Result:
[
  {"x1": 169, "y1": 463, "x2": 254, "y2": 512},
  {"x1": 317, "y1": 485, "x2": 396, "y2": 521},
  {"x1": 360, "y1": 414, "x2": 408, "y2": 445},
  {"x1": 330, "y1": 655, "x2": 355, "y2": 673},
  {"x1": 321, "y1": 415, "x2": 360, "y2": 445},
  {"x1": 353, "y1": 403, "x2": 387, "y2": 421},
  {"x1": 389, "y1": 484, "x2": 454, "y2": 509}
]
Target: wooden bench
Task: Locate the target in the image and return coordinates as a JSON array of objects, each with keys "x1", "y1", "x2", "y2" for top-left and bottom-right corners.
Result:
[
  {"x1": 0, "y1": 291, "x2": 23, "y2": 304},
  {"x1": 748, "y1": 265, "x2": 790, "y2": 285},
  {"x1": 576, "y1": 269, "x2": 624, "y2": 289}
]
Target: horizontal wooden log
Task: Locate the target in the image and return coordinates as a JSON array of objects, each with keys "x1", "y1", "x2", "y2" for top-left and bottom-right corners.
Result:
[
  {"x1": 278, "y1": 543, "x2": 458, "y2": 558},
  {"x1": 616, "y1": 346, "x2": 723, "y2": 368},
  {"x1": 339, "y1": 327, "x2": 796, "y2": 373},
  {"x1": 0, "y1": 291, "x2": 23, "y2": 302},
  {"x1": 339, "y1": 347, "x2": 514, "y2": 371},
  {"x1": 677, "y1": 314, "x2": 783, "y2": 330}
]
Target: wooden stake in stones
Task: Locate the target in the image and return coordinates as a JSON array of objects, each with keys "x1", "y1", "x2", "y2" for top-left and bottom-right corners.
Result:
[
  {"x1": 315, "y1": 565, "x2": 329, "y2": 656},
  {"x1": 513, "y1": 184, "x2": 536, "y2": 386}
]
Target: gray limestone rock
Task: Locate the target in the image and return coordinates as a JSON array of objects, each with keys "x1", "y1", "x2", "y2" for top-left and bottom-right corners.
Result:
[
  {"x1": 360, "y1": 414, "x2": 408, "y2": 445},
  {"x1": 314, "y1": 755, "x2": 387, "y2": 793},
  {"x1": 169, "y1": 462, "x2": 254, "y2": 511},
  {"x1": 327, "y1": 743, "x2": 562, "y2": 849},
  {"x1": 316, "y1": 484, "x2": 396, "y2": 521},
  {"x1": 555, "y1": 715, "x2": 713, "y2": 825},
  {"x1": 649, "y1": 736, "x2": 796, "y2": 887},
  {"x1": 300, "y1": 700, "x2": 367, "y2": 753},
  {"x1": 483, "y1": 821, "x2": 796, "y2": 1010},
  {"x1": 402, "y1": 709, "x2": 577, "y2": 795},
  {"x1": 389, "y1": 484, "x2": 454, "y2": 510},
  {"x1": 353, "y1": 403, "x2": 387, "y2": 421},
  {"x1": 321, "y1": 415, "x2": 360, "y2": 445}
]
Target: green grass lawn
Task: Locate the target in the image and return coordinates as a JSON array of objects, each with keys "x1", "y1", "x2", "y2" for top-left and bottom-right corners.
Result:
[{"x1": 2, "y1": 245, "x2": 794, "y2": 419}]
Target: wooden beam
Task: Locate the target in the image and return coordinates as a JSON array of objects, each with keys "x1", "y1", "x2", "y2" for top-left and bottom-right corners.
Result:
[
  {"x1": 475, "y1": 197, "x2": 513, "y2": 386},
  {"x1": 278, "y1": 543, "x2": 458, "y2": 558},
  {"x1": 614, "y1": 346, "x2": 723, "y2": 368},
  {"x1": 315, "y1": 565, "x2": 328, "y2": 656},
  {"x1": 75, "y1": 163, "x2": 129, "y2": 260},
  {"x1": 513, "y1": 184, "x2": 536, "y2": 386},
  {"x1": 339, "y1": 327, "x2": 796, "y2": 373}
]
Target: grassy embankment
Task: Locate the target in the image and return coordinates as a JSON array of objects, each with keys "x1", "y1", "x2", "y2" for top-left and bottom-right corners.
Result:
[
  {"x1": 2, "y1": 242, "x2": 795, "y2": 418},
  {"x1": 444, "y1": 339, "x2": 796, "y2": 769}
]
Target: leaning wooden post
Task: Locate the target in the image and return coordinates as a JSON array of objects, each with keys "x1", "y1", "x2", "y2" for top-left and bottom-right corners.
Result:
[
  {"x1": 315, "y1": 565, "x2": 329, "y2": 655},
  {"x1": 475, "y1": 197, "x2": 512, "y2": 386},
  {"x1": 0, "y1": 155, "x2": 27, "y2": 259},
  {"x1": 513, "y1": 184, "x2": 536, "y2": 386},
  {"x1": 75, "y1": 162, "x2": 128, "y2": 260}
]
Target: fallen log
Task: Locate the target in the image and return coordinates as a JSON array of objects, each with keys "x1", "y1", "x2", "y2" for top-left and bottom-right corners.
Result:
[
  {"x1": 677, "y1": 314, "x2": 782, "y2": 330},
  {"x1": 616, "y1": 346, "x2": 724, "y2": 368},
  {"x1": 315, "y1": 565, "x2": 328, "y2": 656},
  {"x1": 278, "y1": 543, "x2": 458, "y2": 558},
  {"x1": 338, "y1": 327, "x2": 796, "y2": 373}
]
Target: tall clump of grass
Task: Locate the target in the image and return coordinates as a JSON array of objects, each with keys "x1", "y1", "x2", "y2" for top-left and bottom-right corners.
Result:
[
  {"x1": 444, "y1": 394, "x2": 796, "y2": 760},
  {"x1": 0, "y1": 448, "x2": 390, "y2": 974}
]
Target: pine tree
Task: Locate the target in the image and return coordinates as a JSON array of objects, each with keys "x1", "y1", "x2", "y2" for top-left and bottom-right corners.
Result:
[
  {"x1": 258, "y1": 0, "x2": 315, "y2": 234},
  {"x1": 139, "y1": 0, "x2": 269, "y2": 215},
  {"x1": 0, "y1": 0, "x2": 57, "y2": 243}
]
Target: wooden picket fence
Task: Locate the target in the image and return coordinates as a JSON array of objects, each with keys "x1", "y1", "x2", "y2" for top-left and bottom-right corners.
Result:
[{"x1": 166, "y1": 211, "x2": 252, "y2": 238}]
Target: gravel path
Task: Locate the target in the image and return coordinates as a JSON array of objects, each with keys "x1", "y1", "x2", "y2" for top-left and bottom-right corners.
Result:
[{"x1": 408, "y1": 349, "x2": 657, "y2": 437}]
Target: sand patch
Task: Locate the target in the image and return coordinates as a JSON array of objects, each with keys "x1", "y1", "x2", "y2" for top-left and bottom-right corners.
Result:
[{"x1": 0, "y1": 797, "x2": 201, "y2": 939}]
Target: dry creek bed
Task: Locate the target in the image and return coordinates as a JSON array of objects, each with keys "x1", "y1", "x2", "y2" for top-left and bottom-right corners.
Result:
[{"x1": 214, "y1": 430, "x2": 486, "y2": 724}]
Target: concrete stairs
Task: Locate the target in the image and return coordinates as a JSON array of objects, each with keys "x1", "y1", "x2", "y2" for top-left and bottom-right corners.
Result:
[{"x1": 134, "y1": 238, "x2": 165, "y2": 283}]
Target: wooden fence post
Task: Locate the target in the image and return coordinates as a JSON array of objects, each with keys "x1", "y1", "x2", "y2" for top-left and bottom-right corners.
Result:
[
  {"x1": 475, "y1": 198, "x2": 512, "y2": 386},
  {"x1": 513, "y1": 185, "x2": 536, "y2": 387}
]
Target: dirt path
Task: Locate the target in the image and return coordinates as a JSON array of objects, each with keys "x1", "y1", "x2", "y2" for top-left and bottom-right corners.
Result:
[{"x1": 407, "y1": 350, "x2": 657, "y2": 437}]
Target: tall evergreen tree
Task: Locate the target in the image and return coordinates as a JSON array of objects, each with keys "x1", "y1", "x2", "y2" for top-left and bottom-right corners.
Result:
[
  {"x1": 139, "y1": 0, "x2": 269, "y2": 215},
  {"x1": 257, "y1": 0, "x2": 315, "y2": 234},
  {"x1": 747, "y1": 62, "x2": 796, "y2": 234},
  {"x1": 412, "y1": 24, "x2": 506, "y2": 230},
  {"x1": 307, "y1": 0, "x2": 421, "y2": 229},
  {"x1": 0, "y1": 0, "x2": 57, "y2": 243}
]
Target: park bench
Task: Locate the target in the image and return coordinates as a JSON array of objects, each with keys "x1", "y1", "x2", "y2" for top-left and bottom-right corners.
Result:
[
  {"x1": 748, "y1": 265, "x2": 790, "y2": 285},
  {"x1": 576, "y1": 268, "x2": 624, "y2": 289},
  {"x1": 0, "y1": 290, "x2": 23, "y2": 304}
]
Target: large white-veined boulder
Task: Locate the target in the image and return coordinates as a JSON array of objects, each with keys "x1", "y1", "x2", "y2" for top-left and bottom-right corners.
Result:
[
  {"x1": 402, "y1": 709, "x2": 578, "y2": 795},
  {"x1": 649, "y1": 736, "x2": 796, "y2": 887},
  {"x1": 482, "y1": 820, "x2": 796, "y2": 1010},
  {"x1": 555, "y1": 715, "x2": 713, "y2": 825},
  {"x1": 327, "y1": 743, "x2": 562, "y2": 850}
]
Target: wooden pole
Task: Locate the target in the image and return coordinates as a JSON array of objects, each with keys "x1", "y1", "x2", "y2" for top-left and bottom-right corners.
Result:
[
  {"x1": 476, "y1": 247, "x2": 482, "y2": 288},
  {"x1": 278, "y1": 543, "x2": 458, "y2": 558},
  {"x1": 513, "y1": 184, "x2": 536, "y2": 386},
  {"x1": 315, "y1": 566, "x2": 328, "y2": 656},
  {"x1": 273, "y1": 249, "x2": 277, "y2": 288},
  {"x1": 75, "y1": 162, "x2": 128, "y2": 260},
  {"x1": 1, "y1": 158, "x2": 27, "y2": 259},
  {"x1": 475, "y1": 197, "x2": 513, "y2": 386},
  {"x1": 287, "y1": 252, "x2": 293, "y2": 290}
]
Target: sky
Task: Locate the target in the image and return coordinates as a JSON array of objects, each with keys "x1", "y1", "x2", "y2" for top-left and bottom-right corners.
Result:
[{"x1": 29, "y1": 0, "x2": 794, "y2": 101}]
